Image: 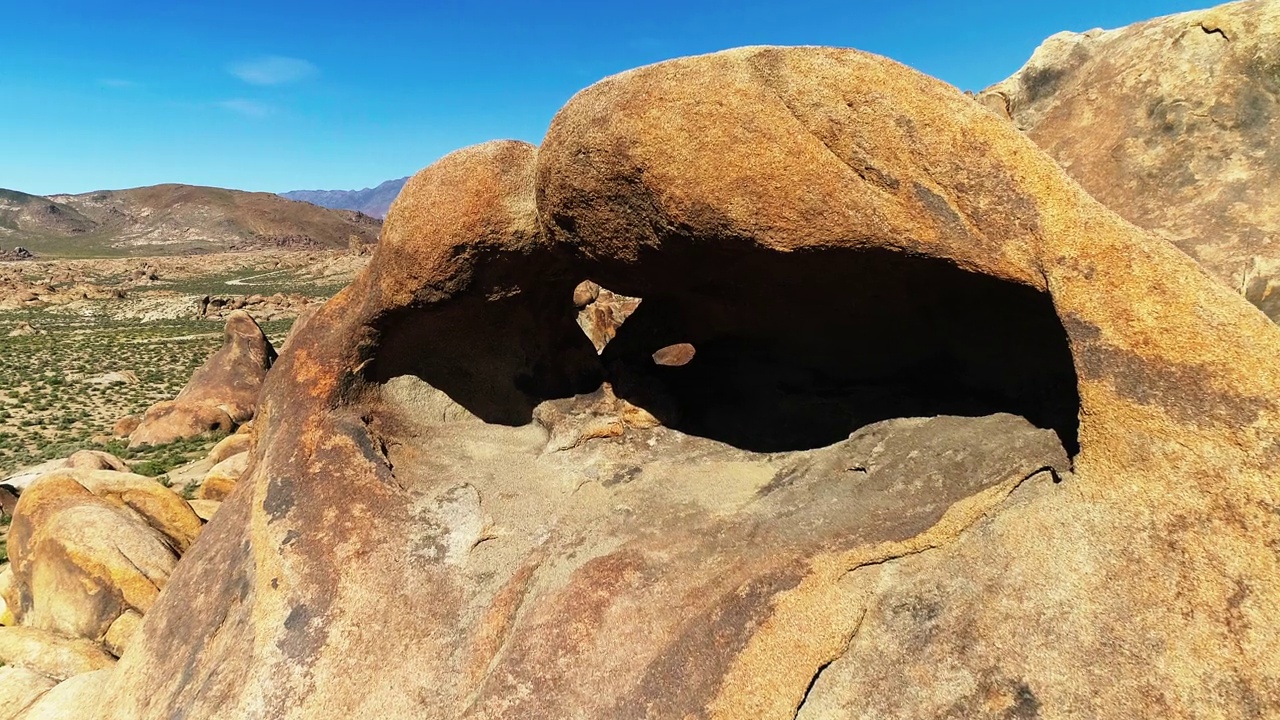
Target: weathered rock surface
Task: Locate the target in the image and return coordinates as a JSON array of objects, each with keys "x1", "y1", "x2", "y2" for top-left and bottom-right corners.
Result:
[
  {"x1": 186, "y1": 499, "x2": 221, "y2": 522},
  {"x1": 128, "y1": 310, "x2": 276, "y2": 447},
  {"x1": 0, "y1": 626, "x2": 116, "y2": 681},
  {"x1": 0, "y1": 667, "x2": 56, "y2": 720},
  {"x1": 111, "y1": 415, "x2": 140, "y2": 439},
  {"x1": 125, "y1": 401, "x2": 233, "y2": 449},
  {"x1": 6, "y1": 472, "x2": 189, "y2": 642},
  {"x1": 90, "y1": 45, "x2": 1280, "y2": 719},
  {"x1": 978, "y1": 0, "x2": 1280, "y2": 319},
  {"x1": 573, "y1": 280, "x2": 641, "y2": 352},
  {"x1": 0, "y1": 487, "x2": 16, "y2": 521},
  {"x1": 0, "y1": 566, "x2": 14, "y2": 626},
  {"x1": 205, "y1": 431, "x2": 252, "y2": 466},
  {"x1": 13, "y1": 669, "x2": 114, "y2": 720}
]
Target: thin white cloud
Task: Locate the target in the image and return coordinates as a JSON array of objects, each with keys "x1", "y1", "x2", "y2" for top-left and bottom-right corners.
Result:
[
  {"x1": 99, "y1": 78, "x2": 139, "y2": 88},
  {"x1": 228, "y1": 56, "x2": 317, "y2": 85},
  {"x1": 217, "y1": 99, "x2": 273, "y2": 118}
]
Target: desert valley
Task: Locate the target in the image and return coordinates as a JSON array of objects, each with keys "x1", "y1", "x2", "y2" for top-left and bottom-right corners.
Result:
[{"x1": 1, "y1": 0, "x2": 1279, "y2": 718}]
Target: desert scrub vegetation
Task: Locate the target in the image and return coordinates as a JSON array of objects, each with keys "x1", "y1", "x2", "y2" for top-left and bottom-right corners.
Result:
[
  {"x1": 0, "y1": 309, "x2": 291, "y2": 474},
  {"x1": 98, "y1": 434, "x2": 226, "y2": 478},
  {"x1": 157, "y1": 265, "x2": 351, "y2": 298}
]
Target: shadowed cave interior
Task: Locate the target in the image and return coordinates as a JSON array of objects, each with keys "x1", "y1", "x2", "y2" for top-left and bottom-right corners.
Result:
[{"x1": 368, "y1": 245, "x2": 1081, "y2": 456}]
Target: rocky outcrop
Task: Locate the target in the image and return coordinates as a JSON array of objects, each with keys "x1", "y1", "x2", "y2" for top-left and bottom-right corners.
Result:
[
  {"x1": 84, "y1": 45, "x2": 1280, "y2": 719},
  {"x1": 0, "y1": 627, "x2": 116, "y2": 681},
  {"x1": 128, "y1": 310, "x2": 276, "y2": 447},
  {"x1": 0, "y1": 465, "x2": 208, "y2": 719},
  {"x1": 978, "y1": 0, "x2": 1280, "y2": 319},
  {"x1": 11, "y1": 670, "x2": 113, "y2": 720},
  {"x1": 3, "y1": 470, "x2": 198, "y2": 643},
  {"x1": 0, "y1": 667, "x2": 56, "y2": 720},
  {"x1": 197, "y1": 292, "x2": 316, "y2": 322}
]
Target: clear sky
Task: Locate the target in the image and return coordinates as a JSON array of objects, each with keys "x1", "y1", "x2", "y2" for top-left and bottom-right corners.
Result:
[{"x1": 0, "y1": 0, "x2": 1214, "y2": 196}]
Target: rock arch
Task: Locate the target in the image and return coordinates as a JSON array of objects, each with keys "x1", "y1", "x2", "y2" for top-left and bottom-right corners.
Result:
[{"x1": 91, "y1": 47, "x2": 1280, "y2": 720}]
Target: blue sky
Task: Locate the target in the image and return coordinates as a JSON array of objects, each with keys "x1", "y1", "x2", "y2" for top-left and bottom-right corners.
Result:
[{"x1": 1, "y1": 0, "x2": 1213, "y2": 196}]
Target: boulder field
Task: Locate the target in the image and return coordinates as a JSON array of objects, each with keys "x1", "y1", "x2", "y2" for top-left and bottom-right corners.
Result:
[{"x1": 23, "y1": 43, "x2": 1280, "y2": 719}]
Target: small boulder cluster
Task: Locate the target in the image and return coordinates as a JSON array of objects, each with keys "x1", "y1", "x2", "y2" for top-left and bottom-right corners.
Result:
[
  {"x1": 197, "y1": 292, "x2": 314, "y2": 322},
  {"x1": 0, "y1": 429, "x2": 254, "y2": 716}
]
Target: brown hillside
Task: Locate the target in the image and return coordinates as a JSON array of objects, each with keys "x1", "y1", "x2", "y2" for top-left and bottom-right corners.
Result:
[{"x1": 0, "y1": 183, "x2": 381, "y2": 257}]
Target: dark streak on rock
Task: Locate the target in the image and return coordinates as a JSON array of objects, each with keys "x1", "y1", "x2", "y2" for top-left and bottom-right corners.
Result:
[
  {"x1": 278, "y1": 603, "x2": 326, "y2": 662},
  {"x1": 1062, "y1": 313, "x2": 1267, "y2": 427},
  {"x1": 263, "y1": 475, "x2": 296, "y2": 522}
]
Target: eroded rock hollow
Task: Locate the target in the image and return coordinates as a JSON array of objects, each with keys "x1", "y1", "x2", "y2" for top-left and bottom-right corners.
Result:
[{"x1": 90, "y1": 46, "x2": 1280, "y2": 719}]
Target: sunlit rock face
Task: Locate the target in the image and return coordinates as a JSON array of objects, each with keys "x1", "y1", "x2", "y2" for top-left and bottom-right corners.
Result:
[
  {"x1": 84, "y1": 44, "x2": 1280, "y2": 719},
  {"x1": 980, "y1": 0, "x2": 1280, "y2": 321}
]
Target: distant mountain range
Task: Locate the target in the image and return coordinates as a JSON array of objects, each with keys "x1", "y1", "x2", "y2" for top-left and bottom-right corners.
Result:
[
  {"x1": 281, "y1": 177, "x2": 408, "y2": 219},
  {"x1": 0, "y1": 184, "x2": 381, "y2": 257}
]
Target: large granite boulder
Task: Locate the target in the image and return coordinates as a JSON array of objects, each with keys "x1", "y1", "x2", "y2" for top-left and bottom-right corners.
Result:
[
  {"x1": 978, "y1": 0, "x2": 1280, "y2": 319},
  {"x1": 4, "y1": 470, "x2": 197, "y2": 643},
  {"x1": 129, "y1": 310, "x2": 276, "y2": 447},
  {"x1": 90, "y1": 46, "x2": 1280, "y2": 718}
]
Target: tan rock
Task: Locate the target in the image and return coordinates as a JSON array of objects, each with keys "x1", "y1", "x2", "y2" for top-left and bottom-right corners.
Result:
[
  {"x1": 68, "y1": 470, "x2": 202, "y2": 552},
  {"x1": 1, "y1": 460, "x2": 68, "y2": 494},
  {"x1": 15, "y1": 669, "x2": 114, "y2": 720},
  {"x1": 172, "y1": 310, "x2": 276, "y2": 422},
  {"x1": 205, "y1": 432, "x2": 251, "y2": 465},
  {"x1": 102, "y1": 611, "x2": 141, "y2": 658},
  {"x1": 575, "y1": 286, "x2": 641, "y2": 352},
  {"x1": 0, "y1": 626, "x2": 115, "y2": 681},
  {"x1": 126, "y1": 401, "x2": 232, "y2": 449},
  {"x1": 111, "y1": 415, "x2": 141, "y2": 439},
  {"x1": 90, "y1": 44, "x2": 1280, "y2": 719},
  {"x1": 571, "y1": 279, "x2": 600, "y2": 308},
  {"x1": 0, "y1": 666, "x2": 56, "y2": 720},
  {"x1": 161, "y1": 456, "x2": 216, "y2": 498},
  {"x1": 195, "y1": 452, "x2": 248, "y2": 501},
  {"x1": 651, "y1": 342, "x2": 695, "y2": 367},
  {"x1": 0, "y1": 487, "x2": 16, "y2": 521},
  {"x1": 7, "y1": 475, "x2": 181, "y2": 641},
  {"x1": 0, "y1": 566, "x2": 13, "y2": 626},
  {"x1": 65, "y1": 451, "x2": 129, "y2": 474},
  {"x1": 978, "y1": 0, "x2": 1280, "y2": 319},
  {"x1": 185, "y1": 499, "x2": 221, "y2": 522},
  {"x1": 1, "y1": 451, "x2": 128, "y2": 493}
]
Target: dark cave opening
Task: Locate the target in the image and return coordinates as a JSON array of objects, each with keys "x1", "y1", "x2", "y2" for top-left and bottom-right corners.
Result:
[
  {"x1": 364, "y1": 243, "x2": 1080, "y2": 457},
  {"x1": 594, "y1": 246, "x2": 1080, "y2": 455}
]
